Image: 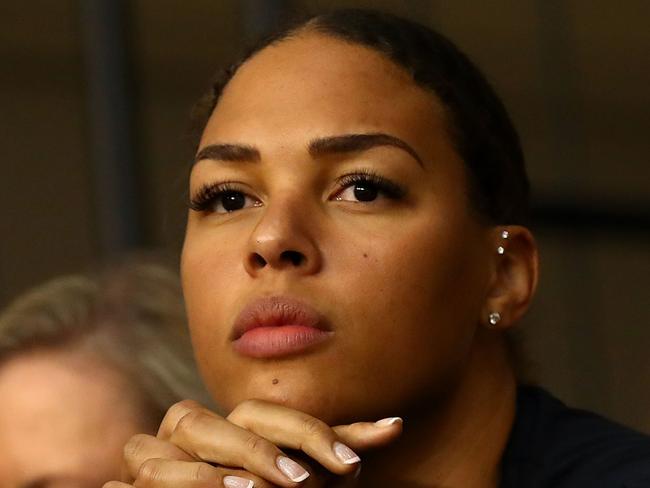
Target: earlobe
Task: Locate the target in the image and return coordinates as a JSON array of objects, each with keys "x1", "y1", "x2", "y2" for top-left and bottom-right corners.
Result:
[{"x1": 482, "y1": 226, "x2": 539, "y2": 330}]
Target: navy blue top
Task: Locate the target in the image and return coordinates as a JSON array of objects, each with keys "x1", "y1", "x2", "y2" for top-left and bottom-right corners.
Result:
[{"x1": 500, "y1": 385, "x2": 650, "y2": 487}]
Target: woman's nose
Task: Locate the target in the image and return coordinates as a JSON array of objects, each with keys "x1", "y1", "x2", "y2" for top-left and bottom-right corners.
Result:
[{"x1": 243, "y1": 199, "x2": 322, "y2": 277}]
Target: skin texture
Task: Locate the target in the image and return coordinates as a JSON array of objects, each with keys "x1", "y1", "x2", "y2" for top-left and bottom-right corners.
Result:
[
  {"x1": 110, "y1": 31, "x2": 538, "y2": 488},
  {"x1": 0, "y1": 349, "x2": 148, "y2": 488}
]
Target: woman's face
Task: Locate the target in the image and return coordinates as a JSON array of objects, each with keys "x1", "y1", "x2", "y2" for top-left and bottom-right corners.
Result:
[{"x1": 182, "y1": 33, "x2": 494, "y2": 423}]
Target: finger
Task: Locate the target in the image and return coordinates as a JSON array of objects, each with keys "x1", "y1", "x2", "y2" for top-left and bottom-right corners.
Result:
[
  {"x1": 157, "y1": 400, "x2": 218, "y2": 440},
  {"x1": 164, "y1": 409, "x2": 309, "y2": 486},
  {"x1": 157, "y1": 400, "x2": 310, "y2": 486},
  {"x1": 132, "y1": 458, "x2": 216, "y2": 487},
  {"x1": 123, "y1": 433, "x2": 196, "y2": 481},
  {"x1": 103, "y1": 483, "x2": 134, "y2": 488},
  {"x1": 133, "y1": 458, "x2": 279, "y2": 488},
  {"x1": 227, "y1": 399, "x2": 360, "y2": 476},
  {"x1": 333, "y1": 417, "x2": 403, "y2": 450}
]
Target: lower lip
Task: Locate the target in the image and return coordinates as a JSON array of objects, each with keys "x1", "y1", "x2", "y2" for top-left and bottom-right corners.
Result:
[{"x1": 233, "y1": 325, "x2": 332, "y2": 358}]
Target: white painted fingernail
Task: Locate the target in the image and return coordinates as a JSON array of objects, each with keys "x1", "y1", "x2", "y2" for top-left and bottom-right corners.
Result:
[
  {"x1": 375, "y1": 417, "x2": 403, "y2": 427},
  {"x1": 333, "y1": 441, "x2": 361, "y2": 464},
  {"x1": 223, "y1": 475, "x2": 254, "y2": 488},
  {"x1": 276, "y1": 456, "x2": 310, "y2": 482}
]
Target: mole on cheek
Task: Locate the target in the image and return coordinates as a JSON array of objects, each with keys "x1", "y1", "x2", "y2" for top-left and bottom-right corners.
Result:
[
  {"x1": 363, "y1": 253, "x2": 368, "y2": 258},
  {"x1": 272, "y1": 378, "x2": 279, "y2": 385}
]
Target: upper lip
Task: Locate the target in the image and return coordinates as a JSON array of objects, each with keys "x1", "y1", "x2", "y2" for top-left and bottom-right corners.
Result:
[{"x1": 231, "y1": 296, "x2": 327, "y2": 340}]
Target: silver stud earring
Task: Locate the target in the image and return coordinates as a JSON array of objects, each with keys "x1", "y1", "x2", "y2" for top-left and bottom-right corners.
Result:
[
  {"x1": 488, "y1": 312, "x2": 501, "y2": 326},
  {"x1": 497, "y1": 229, "x2": 509, "y2": 255}
]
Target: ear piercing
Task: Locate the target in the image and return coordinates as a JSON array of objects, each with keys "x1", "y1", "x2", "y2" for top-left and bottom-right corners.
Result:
[
  {"x1": 497, "y1": 229, "x2": 509, "y2": 255},
  {"x1": 489, "y1": 230, "x2": 509, "y2": 326},
  {"x1": 488, "y1": 312, "x2": 501, "y2": 326}
]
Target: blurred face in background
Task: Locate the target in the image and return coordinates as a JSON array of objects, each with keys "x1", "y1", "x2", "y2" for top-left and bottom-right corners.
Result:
[{"x1": 0, "y1": 348, "x2": 148, "y2": 488}]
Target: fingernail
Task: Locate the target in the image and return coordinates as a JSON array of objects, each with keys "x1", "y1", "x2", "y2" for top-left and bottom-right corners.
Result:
[
  {"x1": 333, "y1": 441, "x2": 361, "y2": 464},
  {"x1": 375, "y1": 417, "x2": 403, "y2": 427},
  {"x1": 223, "y1": 475, "x2": 254, "y2": 488},
  {"x1": 276, "y1": 456, "x2": 310, "y2": 482}
]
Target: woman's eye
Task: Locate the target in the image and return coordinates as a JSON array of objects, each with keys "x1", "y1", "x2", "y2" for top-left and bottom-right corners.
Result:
[
  {"x1": 214, "y1": 190, "x2": 259, "y2": 213},
  {"x1": 336, "y1": 181, "x2": 380, "y2": 202},
  {"x1": 189, "y1": 184, "x2": 261, "y2": 214},
  {"x1": 333, "y1": 173, "x2": 405, "y2": 203}
]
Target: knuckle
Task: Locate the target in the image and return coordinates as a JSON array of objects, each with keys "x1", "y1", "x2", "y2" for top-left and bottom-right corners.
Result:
[
  {"x1": 244, "y1": 433, "x2": 272, "y2": 456},
  {"x1": 160, "y1": 400, "x2": 215, "y2": 441},
  {"x1": 174, "y1": 410, "x2": 202, "y2": 437},
  {"x1": 123, "y1": 434, "x2": 150, "y2": 461},
  {"x1": 192, "y1": 462, "x2": 216, "y2": 482},
  {"x1": 302, "y1": 416, "x2": 327, "y2": 437},
  {"x1": 137, "y1": 458, "x2": 163, "y2": 482},
  {"x1": 227, "y1": 398, "x2": 262, "y2": 423},
  {"x1": 160, "y1": 401, "x2": 195, "y2": 436},
  {"x1": 167, "y1": 399, "x2": 198, "y2": 419}
]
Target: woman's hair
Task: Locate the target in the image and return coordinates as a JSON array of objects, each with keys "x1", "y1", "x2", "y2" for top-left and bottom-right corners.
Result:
[
  {"x1": 191, "y1": 8, "x2": 530, "y2": 226},
  {"x1": 0, "y1": 259, "x2": 212, "y2": 427}
]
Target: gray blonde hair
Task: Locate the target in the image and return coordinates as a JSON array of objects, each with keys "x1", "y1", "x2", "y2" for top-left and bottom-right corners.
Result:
[{"x1": 0, "y1": 259, "x2": 212, "y2": 427}]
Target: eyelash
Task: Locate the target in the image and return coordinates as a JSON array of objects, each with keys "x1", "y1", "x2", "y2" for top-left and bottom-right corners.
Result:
[
  {"x1": 188, "y1": 170, "x2": 406, "y2": 212},
  {"x1": 189, "y1": 181, "x2": 244, "y2": 212},
  {"x1": 336, "y1": 169, "x2": 406, "y2": 200}
]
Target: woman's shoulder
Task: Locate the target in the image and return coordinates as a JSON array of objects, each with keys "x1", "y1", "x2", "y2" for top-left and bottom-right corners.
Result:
[{"x1": 501, "y1": 385, "x2": 650, "y2": 487}]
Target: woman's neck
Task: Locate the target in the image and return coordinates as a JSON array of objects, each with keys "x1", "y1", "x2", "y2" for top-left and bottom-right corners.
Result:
[{"x1": 359, "y1": 336, "x2": 517, "y2": 488}]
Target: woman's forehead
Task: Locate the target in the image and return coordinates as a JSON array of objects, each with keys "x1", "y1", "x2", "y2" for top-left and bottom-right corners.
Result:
[
  {"x1": 224, "y1": 38, "x2": 407, "y2": 108},
  {"x1": 203, "y1": 33, "x2": 446, "y2": 155}
]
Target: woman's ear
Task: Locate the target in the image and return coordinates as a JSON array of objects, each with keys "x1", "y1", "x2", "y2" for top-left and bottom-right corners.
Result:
[{"x1": 482, "y1": 226, "x2": 539, "y2": 329}]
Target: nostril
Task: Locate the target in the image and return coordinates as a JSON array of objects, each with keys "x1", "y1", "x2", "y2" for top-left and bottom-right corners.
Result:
[
  {"x1": 281, "y1": 250, "x2": 305, "y2": 266},
  {"x1": 251, "y1": 253, "x2": 267, "y2": 268}
]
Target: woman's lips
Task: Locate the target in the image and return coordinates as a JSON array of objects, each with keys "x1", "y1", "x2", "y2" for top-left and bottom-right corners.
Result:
[
  {"x1": 231, "y1": 296, "x2": 333, "y2": 359},
  {"x1": 233, "y1": 325, "x2": 332, "y2": 358}
]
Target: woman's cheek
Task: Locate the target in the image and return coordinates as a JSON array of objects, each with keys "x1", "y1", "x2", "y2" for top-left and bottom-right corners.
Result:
[
  {"x1": 183, "y1": 236, "x2": 237, "y2": 344},
  {"x1": 352, "y1": 219, "x2": 475, "y2": 343}
]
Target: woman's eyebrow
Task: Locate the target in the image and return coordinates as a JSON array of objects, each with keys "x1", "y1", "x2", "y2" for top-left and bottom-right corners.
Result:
[
  {"x1": 194, "y1": 143, "x2": 261, "y2": 164},
  {"x1": 308, "y1": 133, "x2": 424, "y2": 168},
  {"x1": 193, "y1": 133, "x2": 424, "y2": 168}
]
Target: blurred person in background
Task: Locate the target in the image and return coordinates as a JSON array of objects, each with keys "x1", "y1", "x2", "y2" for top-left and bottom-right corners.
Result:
[{"x1": 0, "y1": 258, "x2": 211, "y2": 488}]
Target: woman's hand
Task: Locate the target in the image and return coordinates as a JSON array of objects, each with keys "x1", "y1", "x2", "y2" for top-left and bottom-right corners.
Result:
[{"x1": 103, "y1": 399, "x2": 402, "y2": 488}]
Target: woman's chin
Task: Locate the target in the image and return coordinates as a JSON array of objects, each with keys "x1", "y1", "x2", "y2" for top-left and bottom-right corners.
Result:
[{"x1": 214, "y1": 379, "x2": 354, "y2": 424}]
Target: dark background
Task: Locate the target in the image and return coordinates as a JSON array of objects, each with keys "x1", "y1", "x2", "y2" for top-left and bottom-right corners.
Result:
[{"x1": 1, "y1": 1, "x2": 649, "y2": 431}]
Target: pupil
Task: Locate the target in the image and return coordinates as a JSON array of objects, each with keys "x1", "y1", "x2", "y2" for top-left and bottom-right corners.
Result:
[
  {"x1": 354, "y1": 183, "x2": 378, "y2": 202},
  {"x1": 221, "y1": 191, "x2": 245, "y2": 211}
]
